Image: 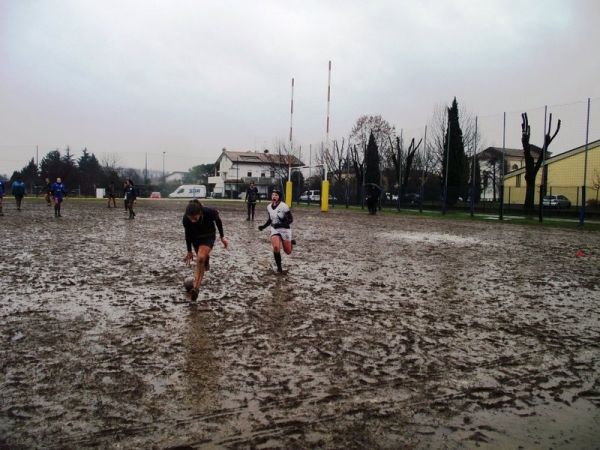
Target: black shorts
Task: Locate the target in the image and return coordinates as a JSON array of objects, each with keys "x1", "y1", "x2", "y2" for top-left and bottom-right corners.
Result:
[{"x1": 192, "y1": 236, "x2": 216, "y2": 252}]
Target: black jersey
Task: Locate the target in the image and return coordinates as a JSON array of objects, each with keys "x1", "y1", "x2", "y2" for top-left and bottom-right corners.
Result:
[
  {"x1": 182, "y1": 207, "x2": 224, "y2": 251},
  {"x1": 246, "y1": 186, "x2": 259, "y2": 203}
]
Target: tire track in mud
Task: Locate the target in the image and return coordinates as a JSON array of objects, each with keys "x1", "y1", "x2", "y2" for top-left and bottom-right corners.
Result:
[{"x1": 1, "y1": 199, "x2": 599, "y2": 448}]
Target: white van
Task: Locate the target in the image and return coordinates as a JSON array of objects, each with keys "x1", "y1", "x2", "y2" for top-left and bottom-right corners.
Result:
[
  {"x1": 168, "y1": 184, "x2": 207, "y2": 198},
  {"x1": 300, "y1": 190, "x2": 320, "y2": 201}
]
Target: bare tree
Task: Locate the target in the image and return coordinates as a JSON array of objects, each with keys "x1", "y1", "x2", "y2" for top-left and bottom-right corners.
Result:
[
  {"x1": 349, "y1": 115, "x2": 395, "y2": 202},
  {"x1": 521, "y1": 112, "x2": 561, "y2": 210},
  {"x1": 389, "y1": 136, "x2": 423, "y2": 198},
  {"x1": 349, "y1": 143, "x2": 365, "y2": 202},
  {"x1": 264, "y1": 139, "x2": 303, "y2": 189},
  {"x1": 592, "y1": 169, "x2": 600, "y2": 203},
  {"x1": 321, "y1": 138, "x2": 349, "y2": 199},
  {"x1": 350, "y1": 115, "x2": 396, "y2": 167},
  {"x1": 100, "y1": 152, "x2": 120, "y2": 170}
]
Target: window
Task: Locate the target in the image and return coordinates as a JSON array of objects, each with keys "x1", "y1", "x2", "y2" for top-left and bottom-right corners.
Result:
[
  {"x1": 261, "y1": 172, "x2": 265, "y2": 177},
  {"x1": 516, "y1": 174, "x2": 521, "y2": 187},
  {"x1": 247, "y1": 172, "x2": 252, "y2": 177},
  {"x1": 270, "y1": 171, "x2": 275, "y2": 177}
]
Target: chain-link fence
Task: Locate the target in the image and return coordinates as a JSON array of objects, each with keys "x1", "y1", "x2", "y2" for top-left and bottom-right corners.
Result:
[{"x1": 322, "y1": 97, "x2": 599, "y2": 225}]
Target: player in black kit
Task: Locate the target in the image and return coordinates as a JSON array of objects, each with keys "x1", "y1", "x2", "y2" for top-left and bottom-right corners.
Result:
[
  {"x1": 245, "y1": 181, "x2": 259, "y2": 221},
  {"x1": 182, "y1": 199, "x2": 229, "y2": 300}
]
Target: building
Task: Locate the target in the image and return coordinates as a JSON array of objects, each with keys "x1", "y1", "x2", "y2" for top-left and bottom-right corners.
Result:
[
  {"x1": 503, "y1": 139, "x2": 600, "y2": 206},
  {"x1": 208, "y1": 149, "x2": 304, "y2": 198},
  {"x1": 477, "y1": 145, "x2": 543, "y2": 200}
]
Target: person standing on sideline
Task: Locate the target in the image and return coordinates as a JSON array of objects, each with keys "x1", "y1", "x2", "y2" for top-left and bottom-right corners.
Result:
[
  {"x1": 50, "y1": 177, "x2": 66, "y2": 217},
  {"x1": 106, "y1": 182, "x2": 117, "y2": 208},
  {"x1": 11, "y1": 177, "x2": 26, "y2": 211},
  {"x1": 125, "y1": 179, "x2": 137, "y2": 219},
  {"x1": 122, "y1": 180, "x2": 129, "y2": 212},
  {"x1": 365, "y1": 183, "x2": 381, "y2": 215},
  {"x1": 44, "y1": 178, "x2": 52, "y2": 206},
  {"x1": 0, "y1": 179, "x2": 5, "y2": 216},
  {"x1": 182, "y1": 199, "x2": 228, "y2": 300},
  {"x1": 258, "y1": 189, "x2": 294, "y2": 273},
  {"x1": 245, "y1": 181, "x2": 259, "y2": 221}
]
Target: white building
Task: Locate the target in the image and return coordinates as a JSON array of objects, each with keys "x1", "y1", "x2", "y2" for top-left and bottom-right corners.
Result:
[
  {"x1": 477, "y1": 145, "x2": 544, "y2": 201},
  {"x1": 208, "y1": 149, "x2": 304, "y2": 198}
]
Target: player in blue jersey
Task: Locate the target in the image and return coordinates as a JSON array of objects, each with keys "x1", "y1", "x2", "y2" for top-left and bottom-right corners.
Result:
[
  {"x1": 0, "y1": 179, "x2": 5, "y2": 216},
  {"x1": 50, "y1": 177, "x2": 66, "y2": 217}
]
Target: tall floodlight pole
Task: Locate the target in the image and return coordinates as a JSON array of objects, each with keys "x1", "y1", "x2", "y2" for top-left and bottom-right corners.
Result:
[
  {"x1": 397, "y1": 129, "x2": 403, "y2": 211},
  {"x1": 442, "y1": 120, "x2": 451, "y2": 215},
  {"x1": 539, "y1": 106, "x2": 548, "y2": 223},
  {"x1": 470, "y1": 117, "x2": 478, "y2": 217},
  {"x1": 500, "y1": 112, "x2": 505, "y2": 220},
  {"x1": 579, "y1": 97, "x2": 591, "y2": 226},
  {"x1": 162, "y1": 152, "x2": 166, "y2": 180},
  {"x1": 420, "y1": 125, "x2": 427, "y2": 213},
  {"x1": 322, "y1": 60, "x2": 332, "y2": 212}
]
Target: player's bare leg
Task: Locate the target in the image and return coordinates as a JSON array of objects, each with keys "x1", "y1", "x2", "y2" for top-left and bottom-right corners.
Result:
[
  {"x1": 191, "y1": 245, "x2": 211, "y2": 300},
  {"x1": 271, "y1": 235, "x2": 284, "y2": 272}
]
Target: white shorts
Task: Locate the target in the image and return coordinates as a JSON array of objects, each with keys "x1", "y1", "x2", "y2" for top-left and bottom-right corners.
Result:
[{"x1": 270, "y1": 227, "x2": 292, "y2": 242}]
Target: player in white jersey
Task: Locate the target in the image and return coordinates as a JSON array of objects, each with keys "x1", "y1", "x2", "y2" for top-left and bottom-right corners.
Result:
[{"x1": 258, "y1": 189, "x2": 294, "y2": 273}]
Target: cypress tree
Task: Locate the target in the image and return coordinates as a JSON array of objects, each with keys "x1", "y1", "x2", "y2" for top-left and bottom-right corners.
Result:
[
  {"x1": 365, "y1": 131, "x2": 380, "y2": 186},
  {"x1": 442, "y1": 98, "x2": 469, "y2": 204}
]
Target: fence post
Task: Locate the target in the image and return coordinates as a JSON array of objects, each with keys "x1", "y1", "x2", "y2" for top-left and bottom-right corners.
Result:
[
  {"x1": 499, "y1": 112, "x2": 505, "y2": 220},
  {"x1": 470, "y1": 116, "x2": 478, "y2": 218}
]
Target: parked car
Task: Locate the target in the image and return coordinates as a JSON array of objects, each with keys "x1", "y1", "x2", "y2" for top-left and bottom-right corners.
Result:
[
  {"x1": 300, "y1": 190, "x2": 320, "y2": 202},
  {"x1": 542, "y1": 195, "x2": 571, "y2": 208},
  {"x1": 149, "y1": 192, "x2": 161, "y2": 199},
  {"x1": 403, "y1": 193, "x2": 421, "y2": 205}
]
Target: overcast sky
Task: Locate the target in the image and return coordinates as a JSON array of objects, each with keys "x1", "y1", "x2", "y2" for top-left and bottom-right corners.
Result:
[{"x1": 1, "y1": 0, "x2": 599, "y2": 176}]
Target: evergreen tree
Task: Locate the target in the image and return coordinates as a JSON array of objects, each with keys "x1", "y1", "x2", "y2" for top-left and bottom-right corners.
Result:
[
  {"x1": 442, "y1": 98, "x2": 468, "y2": 204},
  {"x1": 14, "y1": 158, "x2": 40, "y2": 192},
  {"x1": 365, "y1": 131, "x2": 380, "y2": 186},
  {"x1": 60, "y1": 146, "x2": 78, "y2": 185},
  {"x1": 40, "y1": 150, "x2": 63, "y2": 180},
  {"x1": 183, "y1": 163, "x2": 215, "y2": 184},
  {"x1": 78, "y1": 149, "x2": 103, "y2": 195}
]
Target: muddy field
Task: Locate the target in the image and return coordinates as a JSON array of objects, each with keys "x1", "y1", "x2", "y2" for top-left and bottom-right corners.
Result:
[{"x1": 1, "y1": 198, "x2": 599, "y2": 449}]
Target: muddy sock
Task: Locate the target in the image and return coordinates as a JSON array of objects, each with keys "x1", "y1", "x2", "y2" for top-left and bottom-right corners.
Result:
[{"x1": 274, "y1": 252, "x2": 282, "y2": 272}]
